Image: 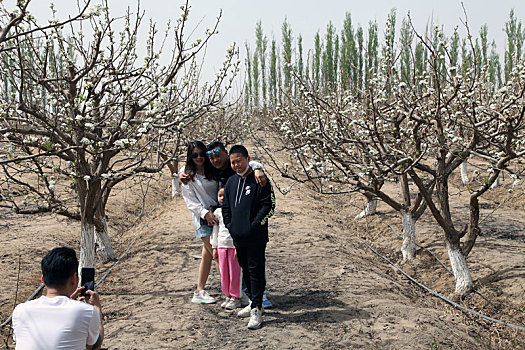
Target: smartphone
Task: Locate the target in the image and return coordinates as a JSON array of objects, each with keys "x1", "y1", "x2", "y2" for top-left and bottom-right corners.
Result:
[{"x1": 80, "y1": 267, "x2": 95, "y2": 297}]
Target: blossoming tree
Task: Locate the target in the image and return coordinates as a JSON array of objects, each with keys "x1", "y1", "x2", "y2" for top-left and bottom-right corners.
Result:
[
  {"x1": 252, "y1": 18, "x2": 525, "y2": 298},
  {"x1": 0, "y1": 0, "x2": 238, "y2": 271}
]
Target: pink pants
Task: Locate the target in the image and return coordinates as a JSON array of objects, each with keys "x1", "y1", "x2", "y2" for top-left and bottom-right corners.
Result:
[{"x1": 218, "y1": 248, "x2": 241, "y2": 298}]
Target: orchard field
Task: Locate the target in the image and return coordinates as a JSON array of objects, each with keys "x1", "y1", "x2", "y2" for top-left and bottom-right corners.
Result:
[
  {"x1": 1, "y1": 0, "x2": 525, "y2": 348},
  {"x1": 1, "y1": 169, "x2": 524, "y2": 349}
]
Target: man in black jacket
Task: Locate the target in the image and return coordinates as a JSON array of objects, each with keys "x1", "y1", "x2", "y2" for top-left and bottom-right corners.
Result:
[{"x1": 222, "y1": 145, "x2": 275, "y2": 330}]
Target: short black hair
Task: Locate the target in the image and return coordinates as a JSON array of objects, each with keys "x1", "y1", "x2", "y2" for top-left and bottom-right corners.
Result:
[
  {"x1": 229, "y1": 145, "x2": 249, "y2": 158},
  {"x1": 206, "y1": 141, "x2": 226, "y2": 152},
  {"x1": 41, "y1": 247, "x2": 78, "y2": 287}
]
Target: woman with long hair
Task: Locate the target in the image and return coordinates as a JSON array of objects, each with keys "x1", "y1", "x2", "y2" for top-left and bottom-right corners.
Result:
[{"x1": 180, "y1": 141, "x2": 219, "y2": 304}]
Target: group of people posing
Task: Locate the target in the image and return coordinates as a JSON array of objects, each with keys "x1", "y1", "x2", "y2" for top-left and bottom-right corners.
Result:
[{"x1": 179, "y1": 141, "x2": 275, "y2": 330}]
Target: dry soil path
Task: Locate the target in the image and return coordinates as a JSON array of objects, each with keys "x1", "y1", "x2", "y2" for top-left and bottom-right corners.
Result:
[{"x1": 98, "y1": 187, "x2": 485, "y2": 349}]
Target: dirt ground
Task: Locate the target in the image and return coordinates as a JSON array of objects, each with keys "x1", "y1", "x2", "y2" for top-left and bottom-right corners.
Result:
[{"x1": 1, "y1": 172, "x2": 524, "y2": 349}]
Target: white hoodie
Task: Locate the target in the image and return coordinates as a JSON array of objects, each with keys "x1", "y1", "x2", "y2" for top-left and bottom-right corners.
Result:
[{"x1": 210, "y1": 208, "x2": 235, "y2": 248}]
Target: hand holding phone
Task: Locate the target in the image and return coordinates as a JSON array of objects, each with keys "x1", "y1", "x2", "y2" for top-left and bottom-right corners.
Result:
[{"x1": 80, "y1": 267, "x2": 95, "y2": 297}]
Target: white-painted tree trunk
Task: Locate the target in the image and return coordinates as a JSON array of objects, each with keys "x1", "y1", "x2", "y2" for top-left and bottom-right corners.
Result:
[
  {"x1": 172, "y1": 175, "x2": 180, "y2": 198},
  {"x1": 490, "y1": 174, "x2": 500, "y2": 189},
  {"x1": 355, "y1": 198, "x2": 377, "y2": 219},
  {"x1": 401, "y1": 210, "x2": 416, "y2": 262},
  {"x1": 315, "y1": 161, "x2": 327, "y2": 189},
  {"x1": 79, "y1": 221, "x2": 96, "y2": 279},
  {"x1": 460, "y1": 161, "x2": 469, "y2": 185},
  {"x1": 94, "y1": 215, "x2": 116, "y2": 263},
  {"x1": 446, "y1": 241, "x2": 473, "y2": 298}
]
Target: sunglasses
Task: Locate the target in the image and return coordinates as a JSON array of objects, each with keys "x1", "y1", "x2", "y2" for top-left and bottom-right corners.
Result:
[
  {"x1": 191, "y1": 151, "x2": 206, "y2": 159},
  {"x1": 206, "y1": 148, "x2": 221, "y2": 157}
]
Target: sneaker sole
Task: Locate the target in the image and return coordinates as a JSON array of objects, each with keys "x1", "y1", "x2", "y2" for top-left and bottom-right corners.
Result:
[
  {"x1": 191, "y1": 299, "x2": 216, "y2": 304},
  {"x1": 248, "y1": 323, "x2": 262, "y2": 330}
]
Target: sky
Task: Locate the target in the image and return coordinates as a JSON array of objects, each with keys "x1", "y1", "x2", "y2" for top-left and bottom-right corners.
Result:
[{"x1": 5, "y1": 0, "x2": 525, "y2": 83}]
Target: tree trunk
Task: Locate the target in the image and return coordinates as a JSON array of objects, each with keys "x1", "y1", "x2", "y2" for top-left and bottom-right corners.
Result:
[
  {"x1": 445, "y1": 239, "x2": 473, "y2": 298},
  {"x1": 401, "y1": 210, "x2": 416, "y2": 262},
  {"x1": 460, "y1": 161, "x2": 469, "y2": 185},
  {"x1": 94, "y1": 209, "x2": 116, "y2": 264},
  {"x1": 79, "y1": 219, "x2": 96, "y2": 275},
  {"x1": 172, "y1": 175, "x2": 180, "y2": 198},
  {"x1": 490, "y1": 174, "x2": 500, "y2": 189},
  {"x1": 463, "y1": 196, "x2": 480, "y2": 256},
  {"x1": 164, "y1": 159, "x2": 180, "y2": 198},
  {"x1": 355, "y1": 196, "x2": 377, "y2": 219}
]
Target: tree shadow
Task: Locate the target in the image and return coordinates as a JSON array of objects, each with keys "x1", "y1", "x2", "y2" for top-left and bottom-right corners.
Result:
[
  {"x1": 481, "y1": 216, "x2": 525, "y2": 242},
  {"x1": 263, "y1": 289, "x2": 370, "y2": 325},
  {"x1": 477, "y1": 266, "x2": 525, "y2": 285}
]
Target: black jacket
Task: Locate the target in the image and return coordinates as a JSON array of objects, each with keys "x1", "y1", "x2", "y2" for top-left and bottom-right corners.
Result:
[
  {"x1": 222, "y1": 170, "x2": 275, "y2": 247},
  {"x1": 212, "y1": 163, "x2": 235, "y2": 187}
]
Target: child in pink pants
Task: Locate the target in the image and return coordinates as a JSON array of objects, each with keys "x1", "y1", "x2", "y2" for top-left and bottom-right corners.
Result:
[{"x1": 212, "y1": 187, "x2": 242, "y2": 309}]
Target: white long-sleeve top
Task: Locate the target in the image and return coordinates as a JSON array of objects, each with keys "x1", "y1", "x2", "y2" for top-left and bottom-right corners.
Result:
[
  {"x1": 210, "y1": 208, "x2": 235, "y2": 248},
  {"x1": 180, "y1": 166, "x2": 219, "y2": 231}
]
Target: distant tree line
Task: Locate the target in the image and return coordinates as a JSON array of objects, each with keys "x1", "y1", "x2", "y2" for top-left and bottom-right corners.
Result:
[{"x1": 243, "y1": 9, "x2": 525, "y2": 109}]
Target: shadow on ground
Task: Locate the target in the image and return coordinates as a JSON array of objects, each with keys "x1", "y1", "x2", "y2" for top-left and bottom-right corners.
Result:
[{"x1": 263, "y1": 289, "x2": 370, "y2": 325}]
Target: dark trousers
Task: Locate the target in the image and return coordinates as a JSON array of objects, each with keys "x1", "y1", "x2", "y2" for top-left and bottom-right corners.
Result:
[{"x1": 236, "y1": 243, "x2": 266, "y2": 309}]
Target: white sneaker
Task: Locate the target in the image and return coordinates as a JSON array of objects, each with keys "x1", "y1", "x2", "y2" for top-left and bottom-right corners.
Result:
[
  {"x1": 247, "y1": 307, "x2": 263, "y2": 329},
  {"x1": 221, "y1": 297, "x2": 231, "y2": 308},
  {"x1": 225, "y1": 297, "x2": 241, "y2": 309},
  {"x1": 191, "y1": 290, "x2": 216, "y2": 304},
  {"x1": 237, "y1": 303, "x2": 252, "y2": 317},
  {"x1": 239, "y1": 290, "x2": 250, "y2": 307}
]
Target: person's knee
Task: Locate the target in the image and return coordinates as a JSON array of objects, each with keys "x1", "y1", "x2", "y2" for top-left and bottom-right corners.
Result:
[{"x1": 201, "y1": 249, "x2": 212, "y2": 262}]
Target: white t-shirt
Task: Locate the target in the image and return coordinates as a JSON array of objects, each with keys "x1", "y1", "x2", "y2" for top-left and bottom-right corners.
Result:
[{"x1": 12, "y1": 295, "x2": 100, "y2": 350}]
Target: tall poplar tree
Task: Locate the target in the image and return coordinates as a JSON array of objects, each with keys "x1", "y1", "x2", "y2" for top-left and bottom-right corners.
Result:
[
  {"x1": 399, "y1": 16, "x2": 413, "y2": 84},
  {"x1": 245, "y1": 43, "x2": 253, "y2": 109},
  {"x1": 269, "y1": 38, "x2": 278, "y2": 104},
  {"x1": 322, "y1": 22, "x2": 336, "y2": 91},
  {"x1": 313, "y1": 31, "x2": 322, "y2": 89},
  {"x1": 356, "y1": 25, "x2": 364, "y2": 90},
  {"x1": 488, "y1": 40, "x2": 502, "y2": 86},
  {"x1": 255, "y1": 21, "x2": 268, "y2": 108},
  {"x1": 381, "y1": 9, "x2": 396, "y2": 72},
  {"x1": 341, "y1": 13, "x2": 358, "y2": 90},
  {"x1": 365, "y1": 20, "x2": 379, "y2": 87},
  {"x1": 479, "y1": 24, "x2": 489, "y2": 67},
  {"x1": 504, "y1": 9, "x2": 524, "y2": 82},
  {"x1": 297, "y1": 34, "x2": 304, "y2": 81},
  {"x1": 282, "y1": 18, "x2": 293, "y2": 95},
  {"x1": 253, "y1": 51, "x2": 260, "y2": 108}
]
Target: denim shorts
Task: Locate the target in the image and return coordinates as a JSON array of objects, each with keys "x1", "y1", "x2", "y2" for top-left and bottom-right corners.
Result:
[{"x1": 196, "y1": 224, "x2": 213, "y2": 239}]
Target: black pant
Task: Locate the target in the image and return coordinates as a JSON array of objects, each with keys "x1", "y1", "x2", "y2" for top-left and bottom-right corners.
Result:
[{"x1": 236, "y1": 244, "x2": 266, "y2": 309}]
